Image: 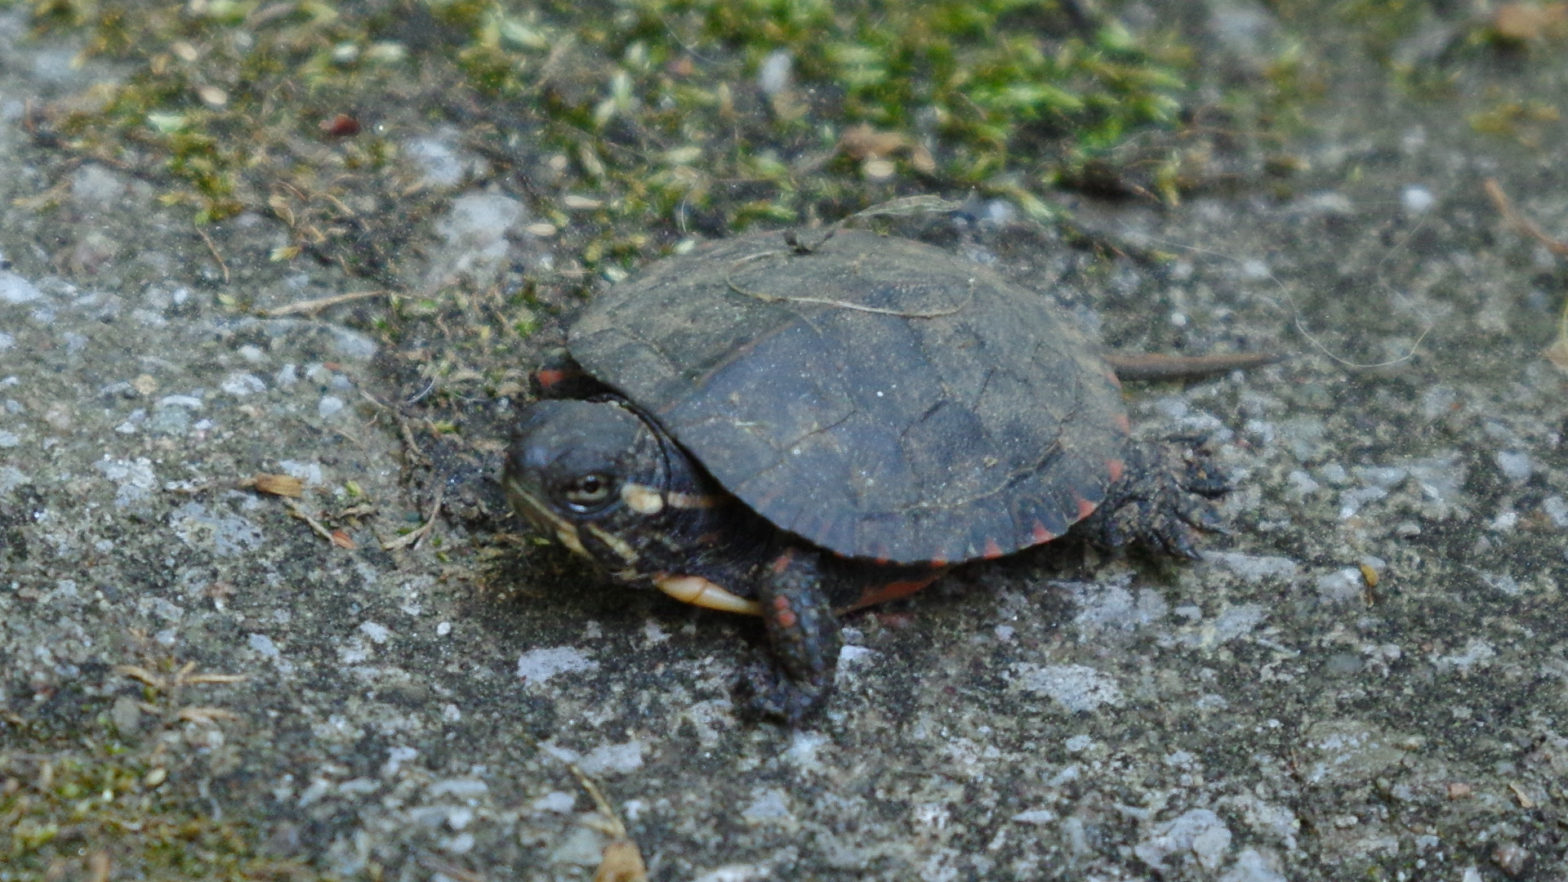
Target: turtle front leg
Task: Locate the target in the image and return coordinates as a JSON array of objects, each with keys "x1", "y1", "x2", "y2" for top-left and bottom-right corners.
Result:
[
  {"x1": 1079, "y1": 438, "x2": 1228, "y2": 559},
  {"x1": 742, "y1": 548, "x2": 843, "y2": 724}
]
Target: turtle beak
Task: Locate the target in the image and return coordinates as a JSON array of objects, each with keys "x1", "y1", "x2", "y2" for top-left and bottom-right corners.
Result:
[
  {"x1": 504, "y1": 398, "x2": 668, "y2": 571},
  {"x1": 501, "y1": 448, "x2": 590, "y2": 557}
]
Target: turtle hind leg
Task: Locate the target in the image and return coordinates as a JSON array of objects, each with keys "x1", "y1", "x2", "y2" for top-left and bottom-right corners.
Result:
[
  {"x1": 738, "y1": 548, "x2": 843, "y2": 725},
  {"x1": 1078, "y1": 438, "x2": 1228, "y2": 560}
]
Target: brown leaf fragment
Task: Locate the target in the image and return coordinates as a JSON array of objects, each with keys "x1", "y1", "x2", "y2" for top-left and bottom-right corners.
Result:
[
  {"x1": 87, "y1": 851, "x2": 110, "y2": 882},
  {"x1": 248, "y1": 473, "x2": 304, "y2": 498},
  {"x1": 837, "y1": 123, "x2": 936, "y2": 175},
  {"x1": 1358, "y1": 563, "x2": 1380, "y2": 589},
  {"x1": 1492, "y1": 3, "x2": 1568, "y2": 42},
  {"x1": 320, "y1": 113, "x2": 361, "y2": 137},
  {"x1": 1509, "y1": 780, "x2": 1537, "y2": 808},
  {"x1": 1545, "y1": 334, "x2": 1568, "y2": 371},
  {"x1": 838, "y1": 122, "x2": 907, "y2": 159},
  {"x1": 595, "y1": 840, "x2": 649, "y2": 882},
  {"x1": 568, "y1": 765, "x2": 649, "y2": 882}
]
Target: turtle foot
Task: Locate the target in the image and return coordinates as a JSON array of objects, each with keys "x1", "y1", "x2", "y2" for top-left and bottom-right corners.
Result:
[
  {"x1": 1081, "y1": 438, "x2": 1228, "y2": 559},
  {"x1": 738, "y1": 664, "x2": 832, "y2": 726},
  {"x1": 740, "y1": 548, "x2": 843, "y2": 725}
]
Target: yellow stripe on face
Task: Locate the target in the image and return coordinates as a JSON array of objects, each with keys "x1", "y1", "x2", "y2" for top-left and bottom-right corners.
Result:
[
  {"x1": 506, "y1": 478, "x2": 592, "y2": 558},
  {"x1": 584, "y1": 523, "x2": 640, "y2": 566},
  {"x1": 665, "y1": 490, "x2": 720, "y2": 509},
  {"x1": 554, "y1": 525, "x2": 588, "y2": 556},
  {"x1": 619, "y1": 482, "x2": 665, "y2": 515},
  {"x1": 655, "y1": 574, "x2": 761, "y2": 616}
]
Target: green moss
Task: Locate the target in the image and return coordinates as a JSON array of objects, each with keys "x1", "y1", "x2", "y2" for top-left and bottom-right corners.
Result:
[
  {"x1": 1468, "y1": 99, "x2": 1561, "y2": 143},
  {"x1": 24, "y1": 0, "x2": 1217, "y2": 269},
  {"x1": 1325, "y1": 0, "x2": 1430, "y2": 61},
  {"x1": 31, "y1": 0, "x2": 421, "y2": 273},
  {"x1": 2, "y1": 693, "x2": 310, "y2": 879},
  {"x1": 20, "y1": 0, "x2": 1303, "y2": 399},
  {"x1": 539, "y1": 0, "x2": 1197, "y2": 219}
]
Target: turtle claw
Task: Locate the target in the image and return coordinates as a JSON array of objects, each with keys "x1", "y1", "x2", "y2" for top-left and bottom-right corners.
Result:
[
  {"x1": 738, "y1": 663, "x2": 830, "y2": 726},
  {"x1": 1080, "y1": 438, "x2": 1228, "y2": 559},
  {"x1": 1159, "y1": 527, "x2": 1203, "y2": 562},
  {"x1": 1192, "y1": 503, "x2": 1230, "y2": 535}
]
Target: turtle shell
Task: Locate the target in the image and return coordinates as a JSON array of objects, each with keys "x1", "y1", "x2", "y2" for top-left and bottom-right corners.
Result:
[{"x1": 568, "y1": 229, "x2": 1131, "y2": 566}]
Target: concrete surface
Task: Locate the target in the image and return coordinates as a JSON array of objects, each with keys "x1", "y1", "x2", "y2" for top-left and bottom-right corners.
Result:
[{"x1": 3, "y1": 3, "x2": 1566, "y2": 880}]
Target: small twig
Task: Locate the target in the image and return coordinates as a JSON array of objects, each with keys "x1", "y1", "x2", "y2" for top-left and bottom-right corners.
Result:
[
  {"x1": 416, "y1": 855, "x2": 485, "y2": 882},
  {"x1": 1486, "y1": 177, "x2": 1568, "y2": 369},
  {"x1": 284, "y1": 498, "x2": 339, "y2": 544},
  {"x1": 195, "y1": 224, "x2": 230, "y2": 284},
  {"x1": 185, "y1": 672, "x2": 250, "y2": 685},
  {"x1": 566, "y1": 763, "x2": 649, "y2": 882},
  {"x1": 177, "y1": 706, "x2": 242, "y2": 725},
  {"x1": 1105, "y1": 351, "x2": 1284, "y2": 381},
  {"x1": 726, "y1": 243, "x2": 972, "y2": 318},
  {"x1": 261, "y1": 289, "x2": 390, "y2": 317},
  {"x1": 840, "y1": 193, "x2": 965, "y2": 224},
  {"x1": 115, "y1": 663, "x2": 249, "y2": 693},
  {"x1": 404, "y1": 377, "x2": 437, "y2": 406},
  {"x1": 115, "y1": 665, "x2": 163, "y2": 689},
  {"x1": 399, "y1": 415, "x2": 428, "y2": 461},
  {"x1": 114, "y1": 662, "x2": 249, "y2": 733},
  {"x1": 513, "y1": 729, "x2": 649, "y2": 882},
  {"x1": 1484, "y1": 177, "x2": 1568, "y2": 256},
  {"x1": 381, "y1": 481, "x2": 444, "y2": 551}
]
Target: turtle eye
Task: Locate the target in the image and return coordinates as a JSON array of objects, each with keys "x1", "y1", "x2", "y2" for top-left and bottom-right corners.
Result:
[{"x1": 562, "y1": 473, "x2": 614, "y2": 511}]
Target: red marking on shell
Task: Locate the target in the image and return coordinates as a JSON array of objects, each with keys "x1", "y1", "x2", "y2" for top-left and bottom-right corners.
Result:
[
  {"x1": 1030, "y1": 521, "x2": 1056, "y2": 545},
  {"x1": 771, "y1": 595, "x2": 798, "y2": 629},
  {"x1": 1075, "y1": 494, "x2": 1098, "y2": 520},
  {"x1": 770, "y1": 551, "x2": 794, "y2": 574},
  {"x1": 983, "y1": 538, "x2": 1004, "y2": 559},
  {"x1": 320, "y1": 113, "x2": 361, "y2": 137},
  {"x1": 1114, "y1": 412, "x2": 1132, "y2": 434},
  {"x1": 849, "y1": 572, "x2": 943, "y2": 610},
  {"x1": 873, "y1": 610, "x2": 919, "y2": 629},
  {"x1": 1106, "y1": 457, "x2": 1126, "y2": 483}
]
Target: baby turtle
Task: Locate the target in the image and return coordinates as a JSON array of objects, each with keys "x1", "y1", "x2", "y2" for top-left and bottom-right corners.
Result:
[{"x1": 504, "y1": 229, "x2": 1224, "y2": 722}]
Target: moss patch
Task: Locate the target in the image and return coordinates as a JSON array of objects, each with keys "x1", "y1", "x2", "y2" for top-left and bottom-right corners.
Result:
[
  {"x1": 23, "y1": 1, "x2": 1224, "y2": 270},
  {"x1": 2, "y1": 661, "x2": 308, "y2": 880}
]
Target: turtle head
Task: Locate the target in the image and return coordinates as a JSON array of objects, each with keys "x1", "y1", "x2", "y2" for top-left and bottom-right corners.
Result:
[{"x1": 504, "y1": 399, "x2": 683, "y2": 580}]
